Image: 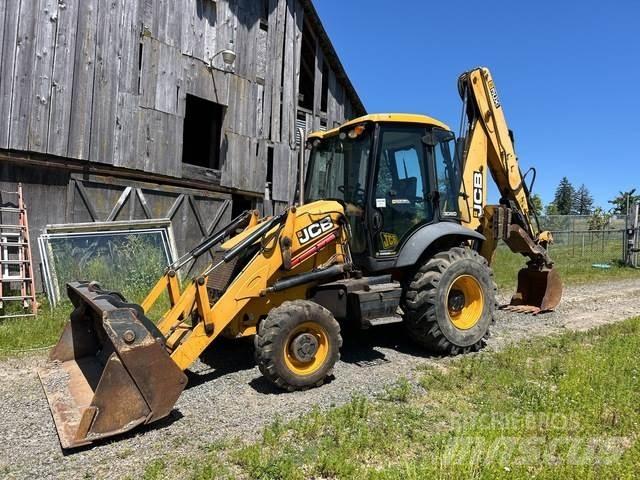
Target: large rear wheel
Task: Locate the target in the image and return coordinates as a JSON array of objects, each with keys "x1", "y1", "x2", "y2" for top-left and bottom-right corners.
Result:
[
  {"x1": 255, "y1": 300, "x2": 342, "y2": 391},
  {"x1": 404, "y1": 247, "x2": 497, "y2": 354}
]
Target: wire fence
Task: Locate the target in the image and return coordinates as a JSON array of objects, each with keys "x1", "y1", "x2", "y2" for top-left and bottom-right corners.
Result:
[{"x1": 535, "y1": 215, "x2": 639, "y2": 267}]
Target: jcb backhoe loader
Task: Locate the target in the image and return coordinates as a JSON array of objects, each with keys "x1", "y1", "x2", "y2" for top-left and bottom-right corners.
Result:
[{"x1": 40, "y1": 67, "x2": 562, "y2": 449}]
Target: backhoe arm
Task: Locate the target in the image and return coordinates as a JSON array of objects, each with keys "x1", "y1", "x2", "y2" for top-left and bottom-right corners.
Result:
[
  {"x1": 458, "y1": 68, "x2": 552, "y2": 260},
  {"x1": 457, "y1": 67, "x2": 562, "y2": 313}
]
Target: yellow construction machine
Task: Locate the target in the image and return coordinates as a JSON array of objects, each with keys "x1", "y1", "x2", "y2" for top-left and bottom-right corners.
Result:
[{"x1": 40, "y1": 67, "x2": 562, "y2": 449}]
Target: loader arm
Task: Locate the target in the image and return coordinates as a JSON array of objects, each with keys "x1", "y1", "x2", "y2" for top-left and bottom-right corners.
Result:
[
  {"x1": 457, "y1": 67, "x2": 562, "y2": 312},
  {"x1": 39, "y1": 201, "x2": 352, "y2": 449}
]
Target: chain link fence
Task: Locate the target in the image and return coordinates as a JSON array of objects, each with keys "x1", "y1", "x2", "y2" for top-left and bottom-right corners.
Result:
[{"x1": 535, "y1": 214, "x2": 639, "y2": 267}]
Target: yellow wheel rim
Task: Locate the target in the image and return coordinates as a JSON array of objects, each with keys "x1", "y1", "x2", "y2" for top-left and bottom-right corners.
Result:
[
  {"x1": 283, "y1": 322, "x2": 330, "y2": 376},
  {"x1": 447, "y1": 275, "x2": 484, "y2": 330}
]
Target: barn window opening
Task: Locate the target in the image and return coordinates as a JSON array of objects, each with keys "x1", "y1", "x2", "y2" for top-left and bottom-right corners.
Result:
[
  {"x1": 298, "y1": 19, "x2": 315, "y2": 110},
  {"x1": 320, "y1": 61, "x2": 329, "y2": 113},
  {"x1": 182, "y1": 95, "x2": 224, "y2": 169}
]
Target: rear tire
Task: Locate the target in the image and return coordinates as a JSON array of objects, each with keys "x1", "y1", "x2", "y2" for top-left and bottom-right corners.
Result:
[
  {"x1": 404, "y1": 247, "x2": 497, "y2": 354},
  {"x1": 254, "y1": 300, "x2": 342, "y2": 392}
]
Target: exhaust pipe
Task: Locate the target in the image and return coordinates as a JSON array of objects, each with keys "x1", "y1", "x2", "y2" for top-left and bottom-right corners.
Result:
[{"x1": 39, "y1": 282, "x2": 186, "y2": 449}]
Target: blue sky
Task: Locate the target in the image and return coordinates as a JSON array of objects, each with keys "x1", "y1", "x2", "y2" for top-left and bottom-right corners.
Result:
[{"x1": 314, "y1": 0, "x2": 640, "y2": 209}]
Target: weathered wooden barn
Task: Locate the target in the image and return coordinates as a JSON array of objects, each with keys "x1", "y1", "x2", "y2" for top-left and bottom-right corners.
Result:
[{"x1": 0, "y1": 0, "x2": 365, "y2": 290}]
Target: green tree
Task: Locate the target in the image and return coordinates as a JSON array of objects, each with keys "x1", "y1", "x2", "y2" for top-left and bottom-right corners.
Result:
[
  {"x1": 529, "y1": 193, "x2": 543, "y2": 216},
  {"x1": 553, "y1": 177, "x2": 575, "y2": 215},
  {"x1": 573, "y1": 184, "x2": 594, "y2": 215},
  {"x1": 545, "y1": 202, "x2": 559, "y2": 216},
  {"x1": 588, "y1": 207, "x2": 612, "y2": 231},
  {"x1": 608, "y1": 189, "x2": 639, "y2": 214}
]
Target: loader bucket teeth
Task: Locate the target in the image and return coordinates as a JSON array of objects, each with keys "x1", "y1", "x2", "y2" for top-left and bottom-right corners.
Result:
[
  {"x1": 38, "y1": 282, "x2": 187, "y2": 449},
  {"x1": 507, "y1": 267, "x2": 563, "y2": 314}
]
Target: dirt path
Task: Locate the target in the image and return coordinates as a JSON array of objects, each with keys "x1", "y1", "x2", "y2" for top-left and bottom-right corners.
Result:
[{"x1": 1, "y1": 278, "x2": 639, "y2": 479}]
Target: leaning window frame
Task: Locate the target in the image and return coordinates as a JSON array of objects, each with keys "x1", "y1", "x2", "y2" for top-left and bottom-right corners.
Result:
[{"x1": 38, "y1": 219, "x2": 178, "y2": 307}]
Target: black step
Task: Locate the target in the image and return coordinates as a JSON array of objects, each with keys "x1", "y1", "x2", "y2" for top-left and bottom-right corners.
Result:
[{"x1": 362, "y1": 315, "x2": 404, "y2": 328}]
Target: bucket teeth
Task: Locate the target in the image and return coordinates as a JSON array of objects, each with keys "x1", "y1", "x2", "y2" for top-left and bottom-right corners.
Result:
[{"x1": 500, "y1": 304, "x2": 542, "y2": 315}]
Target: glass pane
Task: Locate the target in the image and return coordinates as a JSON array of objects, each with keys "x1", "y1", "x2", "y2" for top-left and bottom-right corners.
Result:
[
  {"x1": 373, "y1": 126, "x2": 433, "y2": 252},
  {"x1": 306, "y1": 127, "x2": 373, "y2": 254},
  {"x1": 433, "y1": 130, "x2": 461, "y2": 218},
  {"x1": 44, "y1": 230, "x2": 173, "y2": 304}
]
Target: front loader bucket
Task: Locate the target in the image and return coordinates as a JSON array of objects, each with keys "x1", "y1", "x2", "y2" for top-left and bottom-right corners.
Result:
[
  {"x1": 38, "y1": 282, "x2": 187, "y2": 449},
  {"x1": 505, "y1": 267, "x2": 563, "y2": 314}
]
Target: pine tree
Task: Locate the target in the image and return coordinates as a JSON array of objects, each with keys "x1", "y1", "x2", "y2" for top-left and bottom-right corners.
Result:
[
  {"x1": 553, "y1": 177, "x2": 575, "y2": 215},
  {"x1": 573, "y1": 184, "x2": 594, "y2": 215}
]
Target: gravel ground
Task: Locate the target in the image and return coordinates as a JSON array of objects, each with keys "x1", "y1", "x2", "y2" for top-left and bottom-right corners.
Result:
[{"x1": 1, "y1": 278, "x2": 639, "y2": 479}]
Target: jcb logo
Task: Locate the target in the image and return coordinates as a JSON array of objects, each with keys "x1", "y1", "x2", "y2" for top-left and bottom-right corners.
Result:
[
  {"x1": 473, "y1": 171, "x2": 483, "y2": 218},
  {"x1": 488, "y1": 80, "x2": 501, "y2": 109},
  {"x1": 296, "y1": 216, "x2": 334, "y2": 245}
]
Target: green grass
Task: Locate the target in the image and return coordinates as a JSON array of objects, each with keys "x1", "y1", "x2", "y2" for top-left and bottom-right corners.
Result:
[
  {"x1": 492, "y1": 243, "x2": 640, "y2": 291},
  {"x1": 0, "y1": 299, "x2": 71, "y2": 357},
  {"x1": 149, "y1": 317, "x2": 640, "y2": 479}
]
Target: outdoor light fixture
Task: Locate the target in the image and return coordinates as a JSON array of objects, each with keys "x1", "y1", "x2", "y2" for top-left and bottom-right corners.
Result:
[{"x1": 209, "y1": 49, "x2": 237, "y2": 68}]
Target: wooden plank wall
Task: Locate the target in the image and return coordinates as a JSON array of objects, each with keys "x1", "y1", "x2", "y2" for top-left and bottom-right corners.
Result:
[{"x1": 0, "y1": 0, "x2": 360, "y2": 205}]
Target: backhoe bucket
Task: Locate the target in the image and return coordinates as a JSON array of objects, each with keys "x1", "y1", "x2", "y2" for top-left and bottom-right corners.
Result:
[
  {"x1": 39, "y1": 282, "x2": 187, "y2": 449},
  {"x1": 505, "y1": 267, "x2": 563, "y2": 314}
]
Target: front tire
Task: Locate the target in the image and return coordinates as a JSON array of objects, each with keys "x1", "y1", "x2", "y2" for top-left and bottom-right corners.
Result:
[
  {"x1": 254, "y1": 300, "x2": 342, "y2": 391},
  {"x1": 404, "y1": 247, "x2": 496, "y2": 354}
]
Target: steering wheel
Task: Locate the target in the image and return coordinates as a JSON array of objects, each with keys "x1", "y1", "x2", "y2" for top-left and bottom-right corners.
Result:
[{"x1": 338, "y1": 184, "x2": 366, "y2": 203}]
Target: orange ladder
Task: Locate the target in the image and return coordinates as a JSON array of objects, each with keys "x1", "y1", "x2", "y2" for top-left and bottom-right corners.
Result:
[{"x1": 0, "y1": 183, "x2": 37, "y2": 318}]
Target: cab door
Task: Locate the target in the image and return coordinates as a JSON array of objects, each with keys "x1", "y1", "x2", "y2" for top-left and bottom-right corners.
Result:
[{"x1": 369, "y1": 125, "x2": 435, "y2": 255}]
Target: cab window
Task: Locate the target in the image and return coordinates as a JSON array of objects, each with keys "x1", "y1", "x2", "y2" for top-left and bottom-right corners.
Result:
[{"x1": 373, "y1": 126, "x2": 433, "y2": 253}]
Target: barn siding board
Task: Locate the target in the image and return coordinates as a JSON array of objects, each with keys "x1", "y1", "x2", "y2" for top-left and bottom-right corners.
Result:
[
  {"x1": 89, "y1": 0, "x2": 123, "y2": 165},
  {"x1": 47, "y1": 0, "x2": 79, "y2": 156},
  {"x1": 280, "y1": 0, "x2": 296, "y2": 146},
  {"x1": 140, "y1": 35, "x2": 159, "y2": 109},
  {"x1": 9, "y1": 0, "x2": 38, "y2": 151},
  {"x1": 312, "y1": 38, "x2": 323, "y2": 130},
  {"x1": 181, "y1": 0, "x2": 217, "y2": 62},
  {"x1": 117, "y1": 0, "x2": 141, "y2": 94},
  {"x1": 327, "y1": 67, "x2": 337, "y2": 127},
  {"x1": 67, "y1": 0, "x2": 98, "y2": 160},
  {"x1": 0, "y1": 0, "x2": 20, "y2": 148},
  {"x1": 269, "y1": 0, "x2": 286, "y2": 143},
  {"x1": 0, "y1": 2, "x2": 6, "y2": 106},
  {"x1": 137, "y1": 108, "x2": 181, "y2": 177},
  {"x1": 154, "y1": 41, "x2": 181, "y2": 115},
  {"x1": 213, "y1": 0, "x2": 236, "y2": 71},
  {"x1": 202, "y1": 0, "x2": 218, "y2": 65},
  {"x1": 154, "y1": 0, "x2": 182, "y2": 48},
  {"x1": 28, "y1": 0, "x2": 58, "y2": 153},
  {"x1": 113, "y1": 92, "x2": 141, "y2": 170},
  {"x1": 271, "y1": 142, "x2": 292, "y2": 202},
  {"x1": 259, "y1": 0, "x2": 278, "y2": 140}
]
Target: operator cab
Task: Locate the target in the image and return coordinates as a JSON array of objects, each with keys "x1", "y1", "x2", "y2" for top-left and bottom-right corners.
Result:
[{"x1": 305, "y1": 114, "x2": 462, "y2": 270}]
